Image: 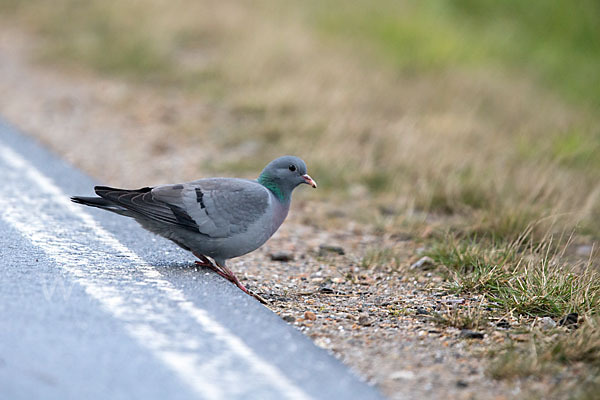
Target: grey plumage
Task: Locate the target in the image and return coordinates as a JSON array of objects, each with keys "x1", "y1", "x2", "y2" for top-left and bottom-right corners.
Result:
[{"x1": 71, "y1": 155, "x2": 316, "y2": 301}]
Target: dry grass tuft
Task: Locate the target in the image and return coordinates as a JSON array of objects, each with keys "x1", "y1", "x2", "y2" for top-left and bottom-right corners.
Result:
[
  {"x1": 488, "y1": 318, "x2": 600, "y2": 399},
  {"x1": 428, "y1": 230, "x2": 600, "y2": 318}
]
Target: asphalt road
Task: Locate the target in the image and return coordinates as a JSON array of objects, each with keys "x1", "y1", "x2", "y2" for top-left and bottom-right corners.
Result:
[{"x1": 0, "y1": 119, "x2": 384, "y2": 400}]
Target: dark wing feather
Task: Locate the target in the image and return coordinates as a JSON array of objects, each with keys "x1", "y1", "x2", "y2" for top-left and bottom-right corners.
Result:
[{"x1": 94, "y1": 186, "x2": 201, "y2": 233}]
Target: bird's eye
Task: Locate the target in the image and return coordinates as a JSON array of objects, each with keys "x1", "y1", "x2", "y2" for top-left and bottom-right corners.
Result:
[{"x1": 288, "y1": 164, "x2": 297, "y2": 172}]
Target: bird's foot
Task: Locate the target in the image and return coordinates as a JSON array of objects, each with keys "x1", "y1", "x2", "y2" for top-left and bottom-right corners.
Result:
[
  {"x1": 220, "y1": 268, "x2": 268, "y2": 305},
  {"x1": 230, "y1": 277, "x2": 268, "y2": 305},
  {"x1": 249, "y1": 291, "x2": 268, "y2": 305},
  {"x1": 215, "y1": 262, "x2": 268, "y2": 305},
  {"x1": 193, "y1": 253, "x2": 268, "y2": 304},
  {"x1": 194, "y1": 260, "x2": 231, "y2": 281},
  {"x1": 193, "y1": 253, "x2": 213, "y2": 266}
]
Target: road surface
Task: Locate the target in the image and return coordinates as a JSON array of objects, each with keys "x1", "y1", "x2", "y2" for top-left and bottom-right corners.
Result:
[{"x1": 0, "y1": 118, "x2": 384, "y2": 400}]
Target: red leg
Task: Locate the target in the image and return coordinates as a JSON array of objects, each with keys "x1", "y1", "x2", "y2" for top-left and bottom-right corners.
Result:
[
  {"x1": 193, "y1": 252, "x2": 213, "y2": 266},
  {"x1": 215, "y1": 261, "x2": 267, "y2": 304},
  {"x1": 215, "y1": 262, "x2": 249, "y2": 293},
  {"x1": 194, "y1": 260, "x2": 231, "y2": 280},
  {"x1": 193, "y1": 252, "x2": 231, "y2": 280},
  {"x1": 192, "y1": 253, "x2": 267, "y2": 304}
]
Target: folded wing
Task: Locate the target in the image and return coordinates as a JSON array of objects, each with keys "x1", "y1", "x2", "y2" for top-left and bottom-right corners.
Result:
[{"x1": 94, "y1": 178, "x2": 269, "y2": 239}]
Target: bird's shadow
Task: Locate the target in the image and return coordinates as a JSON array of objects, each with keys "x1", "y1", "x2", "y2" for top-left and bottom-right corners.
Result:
[{"x1": 150, "y1": 260, "x2": 206, "y2": 273}]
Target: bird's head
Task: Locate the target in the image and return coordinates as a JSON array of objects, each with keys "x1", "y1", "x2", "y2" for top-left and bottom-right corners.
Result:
[{"x1": 257, "y1": 156, "x2": 317, "y2": 201}]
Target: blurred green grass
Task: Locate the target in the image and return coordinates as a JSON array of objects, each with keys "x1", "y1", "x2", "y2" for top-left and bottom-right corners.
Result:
[
  {"x1": 3, "y1": 0, "x2": 599, "y2": 108},
  {"x1": 308, "y1": 0, "x2": 600, "y2": 109},
  {"x1": 1, "y1": 0, "x2": 599, "y2": 239}
]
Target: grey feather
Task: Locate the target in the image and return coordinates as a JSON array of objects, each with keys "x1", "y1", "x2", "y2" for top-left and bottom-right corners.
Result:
[{"x1": 151, "y1": 178, "x2": 269, "y2": 238}]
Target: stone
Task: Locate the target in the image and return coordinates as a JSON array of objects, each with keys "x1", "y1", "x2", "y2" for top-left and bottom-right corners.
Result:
[
  {"x1": 415, "y1": 307, "x2": 430, "y2": 315},
  {"x1": 389, "y1": 370, "x2": 416, "y2": 380},
  {"x1": 319, "y1": 244, "x2": 345, "y2": 256},
  {"x1": 269, "y1": 251, "x2": 294, "y2": 262},
  {"x1": 539, "y1": 316, "x2": 556, "y2": 330},
  {"x1": 319, "y1": 286, "x2": 335, "y2": 294},
  {"x1": 283, "y1": 315, "x2": 295, "y2": 323},
  {"x1": 496, "y1": 319, "x2": 510, "y2": 329},
  {"x1": 459, "y1": 330, "x2": 484, "y2": 339},
  {"x1": 409, "y1": 256, "x2": 435, "y2": 270},
  {"x1": 558, "y1": 313, "x2": 578, "y2": 328},
  {"x1": 304, "y1": 311, "x2": 317, "y2": 321},
  {"x1": 358, "y1": 314, "x2": 372, "y2": 326}
]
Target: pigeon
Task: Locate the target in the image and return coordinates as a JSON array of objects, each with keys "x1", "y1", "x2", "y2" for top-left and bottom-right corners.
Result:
[{"x1": 71, "y1": 155, "x2": 317, "y2": 303}]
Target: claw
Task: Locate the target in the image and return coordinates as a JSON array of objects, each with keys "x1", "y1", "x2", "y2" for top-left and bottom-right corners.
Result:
[{"x1": 193, "y1": 253, "x2": 267, "y2": 304}]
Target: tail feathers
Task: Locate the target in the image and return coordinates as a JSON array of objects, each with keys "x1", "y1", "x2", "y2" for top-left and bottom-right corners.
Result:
[
  {"x1": 71, "y1": 195, "x2": 129, "y2": 215},
  {"x1": 71, "y1": 196, "x2": 110, "y2": 207},
  {"x1": 94, "y1": 185, "x2": 152, "y2": 198},
  {"x1": 72, "y1": 185, "x2": 153, "y2": 216}
]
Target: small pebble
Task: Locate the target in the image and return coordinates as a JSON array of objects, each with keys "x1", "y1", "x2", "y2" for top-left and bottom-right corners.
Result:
[
  {"x1": 304, "y1": 311, "x2": 317, "y2": 321},
  {"x1": 558, "y1": 313, "x2": 578, "y2": 328},
  {"x1": 358, "y1": 314, "x2": 372, "y2": 326},
  {"x1": 319, "y1": 286, "x2": 335, "y2": 294},
  {"x1": 415, "y1": 307, "x2": 430, "y2": 315},
  {"x1": 496, "y1": 319, "x2": 510, "y2": 329},
  {"x1": 539, "y1": 316, "x2": 556, "y2": 330},
  {"x1": 270, "y1": 252, "x2": 294, "y2": 262},
  {"x1": 389, "y1": 370, "x2": 415, "y2": 380},
  {"x1": 283, "y1": 315, "x2": 295, "y2": 323},
  {"x1": 319, "y1": 244, "x2": 345, "y2": 256},
  {"x1": 456, "y1": 380, "x2": 469, "y2": 388},
  {"x1": 459, "y1": 330, "x2": 484, "y2": 339},
  {"x1": 409, "y1": 256, "x2": 435, "y2": 270},
  {"x1": 443, "y1": 299, "x2": 465, "y2": 305}
]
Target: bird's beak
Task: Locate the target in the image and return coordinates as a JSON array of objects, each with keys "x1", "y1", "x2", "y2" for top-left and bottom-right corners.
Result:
[{"x1": 302, "y1": 174, "x2": 317, "y2": 188}]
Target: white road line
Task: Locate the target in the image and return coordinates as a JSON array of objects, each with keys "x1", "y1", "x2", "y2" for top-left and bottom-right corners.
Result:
[{"x1": 0, "y1": 142, "x2": 311, "y2": 400}]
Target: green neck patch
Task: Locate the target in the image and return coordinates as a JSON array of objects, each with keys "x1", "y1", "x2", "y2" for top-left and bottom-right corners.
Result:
[{"x1": 258, "y1": 173, "x2": 285, "y2": 201}]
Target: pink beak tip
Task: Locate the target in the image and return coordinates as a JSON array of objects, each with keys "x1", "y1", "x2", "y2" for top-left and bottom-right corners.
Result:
[{"x1": 303, "y1": 174, "x2": 317, "y2": 188}]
